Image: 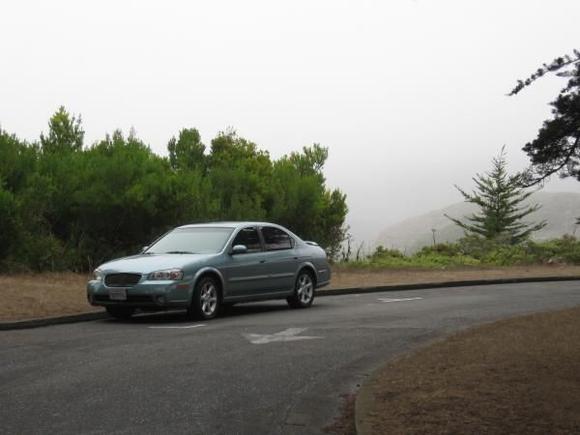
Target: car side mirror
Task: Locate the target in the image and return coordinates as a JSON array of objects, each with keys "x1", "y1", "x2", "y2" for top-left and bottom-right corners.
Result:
[
  {"x1": 231, "y1": 244, "x2": 248, "y2": 255},
  {"x1": 141, "y1": 246, "x2": 149, "y2": 253}
]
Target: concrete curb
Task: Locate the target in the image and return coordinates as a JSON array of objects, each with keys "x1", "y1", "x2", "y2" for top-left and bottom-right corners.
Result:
[
  {"x1": 0, "y1": 312, "x2": 108, "y2": 331},
  {"x1": 317, "y1": 275, "x2": 580, "y2": 298},
  {"x1": 2, "y1": 275, "x2": 580, "y2": 331}
]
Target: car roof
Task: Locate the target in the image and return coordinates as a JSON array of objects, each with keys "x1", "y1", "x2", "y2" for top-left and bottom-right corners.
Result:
[
  {"x1": 175, "y1": 221, "x2": 304, "y2": 243},
  {"x1": 177, "y1": 221, "x2": 285, "y2": 230}
]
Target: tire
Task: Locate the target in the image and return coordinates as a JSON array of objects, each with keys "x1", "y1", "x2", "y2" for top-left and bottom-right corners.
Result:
[
  {"x1": 188, "y1": 276, "x2": 221, "y2": 320},
  {"x1": 287, "y1": 270, "x2": 315, "y2": 309},
  {"x1": 106, "y1": 306, "x2": 135, "y2": 320}
]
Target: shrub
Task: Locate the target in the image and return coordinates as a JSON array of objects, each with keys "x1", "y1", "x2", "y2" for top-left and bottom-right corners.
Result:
[{"x1": 341, "y1": 236, "x2": 580, "y2": 269}]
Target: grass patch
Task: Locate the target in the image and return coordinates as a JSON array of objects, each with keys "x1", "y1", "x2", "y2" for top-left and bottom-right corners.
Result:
[
  {"x1": 343, "y1": 236, "x2": 580, "y2": 269},
  {"x1": 357, "y1": 306, "x2": 580, "y2": 434},
  {"x1": 0, "y1": 272, "x2": 98, "y2": 321}
]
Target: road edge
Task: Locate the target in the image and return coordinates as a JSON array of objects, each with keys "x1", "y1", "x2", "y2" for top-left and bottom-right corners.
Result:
[
  {"x1": 2, "y1": 275, "x2": 579, "y2": 331},
  {"x1": 0, "y1": 312, "x2": 108, "y2": 331},
  {"x1": 355, "y1": 362, "x2": 383, "y2": 435},
  {"x1": 318, "y1": 275, "x2": 580, "y2": 297}
]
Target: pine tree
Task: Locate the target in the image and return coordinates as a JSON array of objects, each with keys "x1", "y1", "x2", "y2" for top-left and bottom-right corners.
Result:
[
  {"x1": 509, "y1": 50, "x2": 580, "y2": 184},
  {"x1": 446, "y1": 148, "x2": 546, "y2": 244},
  {"x1": 40, "y1": 106, "x2": 84, "y2": 153}
]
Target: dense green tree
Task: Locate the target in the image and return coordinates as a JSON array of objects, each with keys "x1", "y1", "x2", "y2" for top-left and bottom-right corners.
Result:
[
  {"x1": 208, "y1": 129, "x2": 272, "y2": 220},
  {"x1": 0, "y1": 185, "x2": 20, "y2": 261},
  {"x1": 40, "y1": 106, "x2": 84, "y2": 154},
  {"x1": 288, "y1": 143, "x2": 328, "y2": 179},
  {"x1": 0, "y1": 109, "x2": 348, "y2": 271},
  {"x1": 0, "y1": 129, "x2": 38, "y2": 193},
  {"x1": 509, "y1": 50, "x2": 580, "y2": 184},
  {"x1": 70, "y1": 130, "x2": 178, "y2": 268},
  {"x1": 446, "y1": 148, "x2": 546, "y2": 244},
  {"x1": 268, "y1": 144, "x2": 347, "y2": 257},
  {"x1": 168, "y1": 128, "x2": 206, "y2": 171}
]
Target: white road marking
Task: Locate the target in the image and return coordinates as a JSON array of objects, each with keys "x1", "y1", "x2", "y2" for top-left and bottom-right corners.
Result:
[
  {"x1": 378, "y1": 297, "x2": 424, "y2": 303},
  {"x1": 243, "y1": 327, "x2": 322, "y2": 344},
  {"x1": 149, "y1": 324, "x2": 206, "y2": 329}
]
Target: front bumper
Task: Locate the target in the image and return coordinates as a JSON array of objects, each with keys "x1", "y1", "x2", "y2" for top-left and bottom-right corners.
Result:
[{"x1": 87, "y1": 279, "x2": 191, "y2": 309}]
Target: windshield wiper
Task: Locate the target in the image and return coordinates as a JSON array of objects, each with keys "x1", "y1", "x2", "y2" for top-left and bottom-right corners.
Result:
[{"x1": 164, "y1": 251, "x2": 197, "y2": 254}]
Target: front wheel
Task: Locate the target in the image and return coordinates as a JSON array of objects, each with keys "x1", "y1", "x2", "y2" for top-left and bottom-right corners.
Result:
[
  {"x1": 106, "y1": 306, "x2": 135, "y2": 320},
  {"x1": 287, "y1": 271, "x2": 315, "y2": 309},
  {"x1": 188, "y1": 276, "x2": 221, "y2": 320}
]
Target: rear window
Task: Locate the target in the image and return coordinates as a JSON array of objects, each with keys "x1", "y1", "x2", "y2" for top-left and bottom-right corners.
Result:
[{"x1": 262, "y1": 227, "x2": 293, "y2": 251}]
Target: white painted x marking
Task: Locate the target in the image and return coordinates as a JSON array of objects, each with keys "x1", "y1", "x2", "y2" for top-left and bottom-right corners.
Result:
[
  {"x1": 243, "y1": 328, "x2": 322, "y2": 344},
  {"x1": 378, "y1": 297, "x2": 423, "y2": 303}
]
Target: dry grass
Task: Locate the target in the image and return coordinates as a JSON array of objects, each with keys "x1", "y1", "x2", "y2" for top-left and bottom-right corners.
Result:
[
  {"x1": 324, "y1": 393, "x2": 357, "y2": 435},
  {"x1": 358, "y1": 306, "x2": 580, "y2": 435},
  {"x1": 2, "y1": 265, "x2": 580, "y2": 321},
  {"x1": 330, "y1": 264, "x2": 580, "y2": 289},
  {"x1": 0, "y1": 272, "x2": 99, "y2": 321}
]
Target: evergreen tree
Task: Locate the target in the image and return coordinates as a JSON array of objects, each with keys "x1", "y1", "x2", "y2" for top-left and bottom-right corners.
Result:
[
  {"x1": 446, "y1": 148, "x2": 546, "y2": 244},
  {"x1": 0, "y1": 110, "x2": 349, "y2": 270},
  {"x1": 167, "y1": 128, "x2": 206, "y2": 171},
  {"x1": 509, "y1": 50, "x2": 580, "y2": 184},
  {"x1": 40, "y1": 106, "x2": 84, "y2": 153}
]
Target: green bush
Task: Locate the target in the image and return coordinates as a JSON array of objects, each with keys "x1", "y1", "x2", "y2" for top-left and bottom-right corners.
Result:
[
  {"x1": 0, "y1": 111, "x2": 349, "y2": 272},
  {"x1": 344, "y1": 235, "x2": 580, "y2": 269},
  {"x1": 417, "y1": 243, "x2": 462, "y2": 257},
  {"x1": 371, "y1": 245, "x2": 405, "y2": 259}
]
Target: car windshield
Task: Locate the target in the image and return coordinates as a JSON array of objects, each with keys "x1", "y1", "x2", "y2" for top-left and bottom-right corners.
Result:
[{"x1": 146, "y1": 227, "x2": 234, "y2": 254}]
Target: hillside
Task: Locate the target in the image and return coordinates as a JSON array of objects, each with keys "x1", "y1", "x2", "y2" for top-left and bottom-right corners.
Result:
[{"x1": 376, "y1": 191, "x2": 580, "y2": 253}]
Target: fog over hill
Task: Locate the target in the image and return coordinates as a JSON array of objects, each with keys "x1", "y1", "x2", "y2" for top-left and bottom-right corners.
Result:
[{"x1": 376, "y1": 192, "x2": 580, "y2": 254}]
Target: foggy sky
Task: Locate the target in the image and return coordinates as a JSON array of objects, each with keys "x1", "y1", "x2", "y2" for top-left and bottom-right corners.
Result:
[{"x1": 2, "y1": 0, "x2": 579, "y2": 244}]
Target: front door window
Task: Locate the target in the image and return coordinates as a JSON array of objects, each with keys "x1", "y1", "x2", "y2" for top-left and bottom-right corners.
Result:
[{"x1": 232, "y1": 227, "x2": 262, "y2": 252}]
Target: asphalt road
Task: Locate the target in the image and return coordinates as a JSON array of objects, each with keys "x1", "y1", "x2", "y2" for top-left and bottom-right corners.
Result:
[{"x1": 2, "y1": 281, "x2": 580, "y2": 435}]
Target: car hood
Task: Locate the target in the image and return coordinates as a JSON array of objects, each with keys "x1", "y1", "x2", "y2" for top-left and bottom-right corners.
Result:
[{"x1": 98, "y1": 253, "x2": 214, "y2": 274}]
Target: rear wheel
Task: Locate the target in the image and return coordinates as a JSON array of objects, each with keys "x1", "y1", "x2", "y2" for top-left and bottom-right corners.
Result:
[
  {"x1": 189, "y1": 276, "x2": 221, "y2": 320},
  {"x1": 287, "y1": 270, "x2": 315, "y2": 308},
  {"x1": 106, "y1": 306, "x2": 135, "y2": 320}
]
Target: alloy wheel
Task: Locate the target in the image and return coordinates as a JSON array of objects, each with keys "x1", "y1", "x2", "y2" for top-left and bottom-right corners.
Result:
[
  {"x1": 296, "y1": 273, "x2": 314, "y2": 304},
  {"x1": 200, "y1": 281, "x2": 218, "y2": 316}
]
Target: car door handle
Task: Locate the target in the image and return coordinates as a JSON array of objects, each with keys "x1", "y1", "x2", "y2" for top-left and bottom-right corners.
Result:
[{"x1": 259, "y1": 260, "x2": 266, "y2": 263}]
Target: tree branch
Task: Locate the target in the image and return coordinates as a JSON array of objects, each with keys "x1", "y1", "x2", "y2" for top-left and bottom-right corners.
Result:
[{"x1": 521, "y1": 135, "x2": 580, "y2": 187}]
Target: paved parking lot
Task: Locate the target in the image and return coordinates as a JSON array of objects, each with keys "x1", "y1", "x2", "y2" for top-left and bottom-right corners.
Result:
[{"x1": 1, "y1": 281, "x2": 579, "y2": 434}]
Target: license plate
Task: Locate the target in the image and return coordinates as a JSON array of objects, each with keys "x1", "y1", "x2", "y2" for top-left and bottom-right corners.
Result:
[{"x1": 109, "y1": 288, "x2": 127, "y2": 301}]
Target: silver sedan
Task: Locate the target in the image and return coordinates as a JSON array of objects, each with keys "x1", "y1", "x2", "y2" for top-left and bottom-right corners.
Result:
[{"x1": 87, "y1": 222, "x2": 331, "y2": 320}]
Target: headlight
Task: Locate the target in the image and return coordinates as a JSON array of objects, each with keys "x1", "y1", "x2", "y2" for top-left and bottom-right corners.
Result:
[
  {"x1": 148, "y1": 268, "x2": 184, "y2": 281},
  {"x1": 93, "y1": 269, "x2": 104, "y2": 281}
]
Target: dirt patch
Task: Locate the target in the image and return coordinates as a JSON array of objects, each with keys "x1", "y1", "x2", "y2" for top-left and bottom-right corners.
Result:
[
  {"x1": 0, "y1": 273, "x2": 100, "y2": 321},
  {"x1": 2, "y1": 265, "x2": 580, "y2": 321},
  {"x1": 357, "y1": 306, "x2": 580, "y2": 434},
  {"x1": 330, "y1": 264, "x2": 580, "y2": 289},
  {"x1": 324, "y1": 393, "x2": 357, "y2": 435}
]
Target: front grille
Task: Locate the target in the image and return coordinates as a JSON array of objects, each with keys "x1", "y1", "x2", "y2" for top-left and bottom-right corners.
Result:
[
  {"x1": 94, "y1": 294, "x2": 153, "y2": 303},
  {"x1": 104, "y1": 273, "x2": 142, "y2": 287}
]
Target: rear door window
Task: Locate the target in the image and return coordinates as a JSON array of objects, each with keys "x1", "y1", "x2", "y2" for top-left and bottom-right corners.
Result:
[
  {"x1": 261, "y1": 227, "x2": 293, "y2": 251},
  {"x1": 232, "y1": 227, "x2": 262, "y2": 252}
]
